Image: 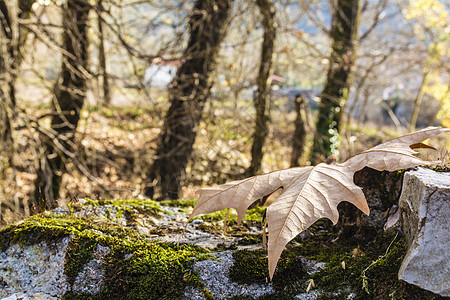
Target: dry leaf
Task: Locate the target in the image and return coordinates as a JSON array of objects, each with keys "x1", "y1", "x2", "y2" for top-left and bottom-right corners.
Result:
[
  {"x1": 266, "y1": 163, "x2": 368, "y2": 278},
  {"x1": 189, "y1": 127, "x2": 449, "y2": 279},
  {"x1": 190, "y1": 167, "x2": 312, "y2": 224},
  {"x1": 306, "y1": 279, "x2": 315, "y2": 292},
  {"x1": 340, "y1": 127, "x2": 447, "y2": 173},
  {"x1": 410, "y1": 142, "x2": 436, "y2": 150},
  {"x1": 352, "y1": 248, "x2": 365, "y2": 257}
]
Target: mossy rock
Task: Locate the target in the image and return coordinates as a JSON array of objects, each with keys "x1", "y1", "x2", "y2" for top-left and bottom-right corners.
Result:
[
  {"x1": 225, "y1": 227, "x2": 447, "y2": 299},
  {"x1": 0, "y1": 200, "x2": 210, "y2": 300}
]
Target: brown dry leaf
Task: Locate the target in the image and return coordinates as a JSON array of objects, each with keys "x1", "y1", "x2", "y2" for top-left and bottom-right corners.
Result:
[
  {"x1": 352, "y1": 248, "x2": 365, "y2": 257},
  {"x1": 189, "y1": 127, "x2": 449, "y2": 279},
  {"x1": 266, "y1": 163, "x2": 368, "y2": 278},
  {"x1": 410, "y1": 142, "x2": 436, "y2": 150},
  {"x1": 341, "y1": 127, "x2": 447, "y2": 173},
  {"x1": 190, "y1": 167, "x2": 313, "y2": 223}
]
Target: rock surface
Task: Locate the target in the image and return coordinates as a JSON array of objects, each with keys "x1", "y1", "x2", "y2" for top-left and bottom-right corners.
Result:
[
  {"x1": 0, "y1": 238, "x2": 71, "y2": 298},
  {"x1": 0, "y1": 236, "x2": 112, "y2": 299},
  {"x1": 398, "y1": 167, "x2": 450, "y2": 297},
  {"x1": 187, "y1": 251, "x2": 274, "y2": 299}
]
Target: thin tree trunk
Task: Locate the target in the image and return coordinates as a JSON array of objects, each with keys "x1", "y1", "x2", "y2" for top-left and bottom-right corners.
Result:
[
  {"x1": 0, "y1": 1, "x2": 14, "y2": 107},
  {"x1": 346, "y1": 49, "x2": 393, "y2": 125},
  {"x1": 0, "y1": 0, "x2": 35, "y2": 107},
  {"x1": 246, "y1": 0, "x2": 276, "y2": 176},
  {"x1": 97, "y1": 0, "x2": 110, "y2": 105},
  {"x1": 145, "y1": 0, "x2": 232, "y2": 200},
  {"x1": 311, "y1": 0, "x2": 361, "y2": 164},
  {"x1": 34, "y1": 0, "x2": 90, "y2": 209},
  {"x1": 290, "y1": 95, "x2": 307, "y2": 167},
  {"x1": 428, "y1": 88, "x2": 448, "y2": 126},
  {"x1": 357, "y1": 87, "x2": 370, "y2": 124},
  {"x1": 0, "y1": 0, "x2": 13, "y2": 143},
  {"x1": 409, "y1": 72, "x2": 428, "y2": 131},
  {"x1": 0, "y1": 1, "x2": 15, "y2": 221}
]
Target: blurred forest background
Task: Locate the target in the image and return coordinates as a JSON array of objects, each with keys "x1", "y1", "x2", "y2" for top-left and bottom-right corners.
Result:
[{"x1": 0, "y1": 0, "x2": 449, "y2": 225}]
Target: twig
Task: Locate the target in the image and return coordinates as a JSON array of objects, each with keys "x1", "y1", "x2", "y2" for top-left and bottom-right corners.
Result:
[{"x1": 361, "y1": 231, "x2": 399, "y2": 294}]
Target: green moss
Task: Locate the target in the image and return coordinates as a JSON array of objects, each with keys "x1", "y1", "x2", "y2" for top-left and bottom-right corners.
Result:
[
  {"x1": 229, "y1": 250, "x2": 268, "y2": 284},
  {"x1": 0, "y1": 214, "x2": 110, "y2": 252},
  {"x1": 64, "y1": 236, "x2": 98, "y2": 285},
  {"x1": 82, "y1": 198, "x2": 165, "y2": 215},
  {"x1": 194, "y1": 206, "x2": 266, "y2": 225},
  {"x1": 107, "y1": 243, "x2": 207, "y2": 299},
  {"x1": 229, "y1": 247, "x2": 307, "y2": 297},
  {"x1": 160, "y1": 198, "x2": 198, "y2": 208},
  {"x1": 237, "y1": 235, "x2": 262, "y2": 246},
  {"x1": 297, "y1": 230, "x2": 446, "y2": 299},
  {"x1": 68, "y1": 198, "x2": 168, "y2": 227}
]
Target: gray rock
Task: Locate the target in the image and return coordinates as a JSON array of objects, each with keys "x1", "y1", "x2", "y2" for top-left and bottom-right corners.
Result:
[
  {"x1": 1, "y1": 293, "x2": 58, "y2": 300},
  {"x1": 72, "y1": 244, "x2": 111, "y2": 294},
  {"x1": 384, "y1": 207, "x2": 400, "y2": 231},
  {"x1": 294, "y1": 291, "x2": 320, "y2": 299},
  {"x1": 160, "y1": 223, "x2": 242, "y2": 249},
  {"x1": 353, "y1": 167, "x2": 404, "y2": 230},
  {"x1": 398, "y1": 167, "x2": 450, "y2": 297},
  {"x1": 185, "y1": 250, "x2": 274, "y2": 299},
  {"x1": 0, "y1": 237, "x2": 71, "y2": 298},
  {"x1": 0, "y1": 235, "x2": 111, "y2": 299}
]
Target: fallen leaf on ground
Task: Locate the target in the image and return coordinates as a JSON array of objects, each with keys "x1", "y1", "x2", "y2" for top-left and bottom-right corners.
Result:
[{"x1": 189, "y1": 127, "x2": 449, "y2": 279}]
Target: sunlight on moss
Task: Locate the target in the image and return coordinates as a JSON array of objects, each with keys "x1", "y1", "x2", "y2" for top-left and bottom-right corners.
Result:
[
  {"x1": 192, "y1": 206, "x2": 266, "y2": 225},
  {"x1": 80, "y1": 198, "x2": 166, "y2": 215}
]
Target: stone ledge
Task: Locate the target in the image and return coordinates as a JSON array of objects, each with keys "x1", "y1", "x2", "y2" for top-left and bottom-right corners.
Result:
[{"x1": 398, "y1": 167, "x2": 450, "y2": 297}]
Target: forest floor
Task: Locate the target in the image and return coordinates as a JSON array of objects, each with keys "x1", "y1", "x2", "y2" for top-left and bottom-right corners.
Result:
[{"x1": 3, "y1": 101, "x2": 450, "y2": 225}]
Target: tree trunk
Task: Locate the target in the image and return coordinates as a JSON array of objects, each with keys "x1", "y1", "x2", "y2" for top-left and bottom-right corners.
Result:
[
  {"x1": 145, "y1": 0, "x2": 232, "y2": 200},
  {"x1": 0, "y1": 0, "x2": 35, "y2": 107},
  {"x1": 290, "y1": 95, "x2": 307, "y2": 167},
  {"x1": 97, "y1": 0, "x2": 110, "y2": 105},
  {"x1": 0, "y1": 1, "x2": 15, "y2": 221},
  {"x1": 356, "y1": 87, "x2": 370, "y2": 124},
  {"x1": 310, "y1": 0, "x2": 361, "y2": 164},
  {"x1": 409, "y1": 72, "x2": 428, "y2": 131},
  {"x1": 0, "y1": 0, "x2": 35, "y2": 155},
  {"x1": 0, "y1": 0, "x2": 13, "y2": 153},
  {"x1": 0, "y1": 1, "x2": 14, "y2": 108},
  {"x1": 246, "y1": 0, "x2": 276, "y2": 176},
  {"x1": 34, "y1": 0, "x2": 90, "y2": 209}
]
